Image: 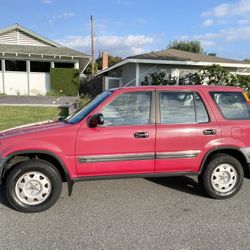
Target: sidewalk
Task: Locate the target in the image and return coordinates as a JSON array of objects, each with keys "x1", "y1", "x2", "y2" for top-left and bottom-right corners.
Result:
[{"x1": 0, "y1": 95, "x2": 77, "y2": 108}]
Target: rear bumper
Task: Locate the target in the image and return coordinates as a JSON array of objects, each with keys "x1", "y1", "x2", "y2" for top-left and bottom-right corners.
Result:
[{"x1": 0, "y1": 158, "x2": 8, "y2": 184}]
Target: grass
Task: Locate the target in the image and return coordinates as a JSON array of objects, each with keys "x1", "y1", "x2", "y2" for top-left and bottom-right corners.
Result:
[{"x1": 0, "y1": 106, "x2": 67, "y2": 131}]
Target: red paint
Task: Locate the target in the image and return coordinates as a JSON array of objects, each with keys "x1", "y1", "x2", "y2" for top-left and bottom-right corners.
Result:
[{"x1": 0, "y1": 85, "x2": 250, "y2": 180}]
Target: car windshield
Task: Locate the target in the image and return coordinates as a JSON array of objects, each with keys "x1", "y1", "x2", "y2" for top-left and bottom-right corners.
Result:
[{"x1": 66, "y1": 91, "x2": 113, "y2": 124}]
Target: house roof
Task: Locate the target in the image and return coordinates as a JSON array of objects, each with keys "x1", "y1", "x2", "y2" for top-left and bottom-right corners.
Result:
[
  {"x1": 0, "y1": 24, "x2": 90, "y2": 59},
  {"x1": 97, "y1": 49, "x2": 250, "y2": 76},
  {"x1": 0, "y1": 24, "x2": 63, "y2": 47},
  {"x1": 0, "y1": 43, "x2": 89, "y2": 58},
  {"x1": 128, "y1": 48, "x2": 244, "y2": 64}
]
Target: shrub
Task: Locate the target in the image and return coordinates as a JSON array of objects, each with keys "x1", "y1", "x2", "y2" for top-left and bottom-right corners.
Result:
[
  {"x1": 73, "y1": 94, "x2": 92, "y2": 109},
  {"x1": 142, "y1": 71, "x2": 177, "y2": 85},
  {"x1": 46, "y1": 89, "x2": 64, "y2": 97},
  {"x1": 50, "y1": 68, "x2": 80, "y2": 96}
]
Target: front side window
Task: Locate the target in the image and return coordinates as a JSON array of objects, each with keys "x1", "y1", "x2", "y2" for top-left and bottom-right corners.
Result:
[
  {"x1": 66, "y1": 91, "x2": 113, "y2": 124},
  {"x1": 102, "y1": 92, "x2": 152, "y2": 126},
  {"x1": 210, "y1": 91, "x2": 250, "y2": 120},
  {"x1": 160, "y1": 91, "x2": 209, "y2": 124}
]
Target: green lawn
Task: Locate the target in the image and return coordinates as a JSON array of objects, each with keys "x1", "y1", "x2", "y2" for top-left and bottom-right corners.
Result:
[{"x1": 0, "y1": 106, "x2": 66, "y2": 131}]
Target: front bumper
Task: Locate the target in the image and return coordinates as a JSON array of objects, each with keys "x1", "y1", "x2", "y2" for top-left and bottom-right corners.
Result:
[{"x1": 0, "y1": 158, "x2": 8, "y2": 184}]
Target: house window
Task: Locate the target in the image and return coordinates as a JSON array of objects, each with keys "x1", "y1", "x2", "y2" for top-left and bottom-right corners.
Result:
[
  {"x1": 30, "y1": 61, "x2": 50, "y2": 73},
  {"x1": 5, "y1": 60, "x2": 26, "y2": 72},
  {"x1": 54, "y1": 62, "x2": 74, "y2": 68}
]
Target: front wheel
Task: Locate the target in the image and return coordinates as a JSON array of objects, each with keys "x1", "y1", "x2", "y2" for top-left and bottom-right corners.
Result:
[
  {"x1": 5, "y1": 159, "x2": 62, "y2": 213},
  {"x1": 199, "y1": 154, "x2": 244, "y2": 199}
]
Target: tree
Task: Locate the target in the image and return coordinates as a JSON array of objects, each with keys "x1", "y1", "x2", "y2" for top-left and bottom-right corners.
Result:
[
  {"x1": 96, "y1": 55, "x2": 122, "y2": 70},
  {"x1": 141, "y1": 71, "x2": 177, "y2": 85},
  {"x1": 189, "y1": 64, "x2": 250, "y2": 94},
  {"x1": 168, "y1": 40, "x2": 204, "y2": 54},
  {"x1": 200, "y1": 64, "x2": 231, "y2": 85},
  {"x1": 232, "y1": 74, "x2": 250, "y2": 94},
  {"x1": 85, "y1": 55, "x2": 123, "y2": 76},
  {"x1": 84, "y1": 62, "x2": 98, "y2": 76}
]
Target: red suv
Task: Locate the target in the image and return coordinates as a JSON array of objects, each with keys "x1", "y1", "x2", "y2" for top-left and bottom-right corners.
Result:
[{"x1": 1, "y1": 86, "x2": 250, "y2": 212}]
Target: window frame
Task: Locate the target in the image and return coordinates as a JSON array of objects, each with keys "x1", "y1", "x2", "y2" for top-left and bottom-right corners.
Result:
[
  {"x1": 157, "y1": 90, "x2": 210, "y2": 125},
  {"x1": 209, "y1": 91, "x2": 250, "y2": 120},
  {"x1": 100, "y1": 90, "x2": 155, "y2": 127}
]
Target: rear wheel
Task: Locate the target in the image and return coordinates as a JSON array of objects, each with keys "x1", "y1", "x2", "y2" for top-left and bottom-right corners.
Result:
[
  {"x1": 5, "y1": 159, "x2": 62, "y2": 213},
  {"x1": 199, "y1": 154, "x2": 244, "y2": 199}
]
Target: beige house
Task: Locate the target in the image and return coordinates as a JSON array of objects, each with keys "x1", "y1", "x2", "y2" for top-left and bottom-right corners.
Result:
[
  {"x1": 0, "y1": 24, "x2": 90, "y2": 95},
  {"x1": 97, "y1": 49, "x2": 250, "y2": 90}
]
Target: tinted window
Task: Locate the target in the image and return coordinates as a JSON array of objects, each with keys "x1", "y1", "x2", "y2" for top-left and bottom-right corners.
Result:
[
  {"x1": 54, "y1": 62, "x2": 74, "y2": 68},
  {"x1": 30, "y1": 61, "x2": 50, "y2": 73},
  {"x1": 0, "y1": 60, "x2": 1, "y2": 71},
  {"x1": 160, "y1": 91, "x2": 209, "y2": 124},
  {"x1": 102, "y1": 92, "x2": 151, "y2": 126},
  {"x1": 210, "y1": 92, "x2": 250, "y2": 120},
  {"x1": 5, "y1": 60, "x2": 26, "y2": 72}
]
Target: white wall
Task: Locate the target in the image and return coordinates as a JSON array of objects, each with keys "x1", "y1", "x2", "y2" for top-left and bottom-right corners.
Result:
[
  {"x1": 4, "y1": 72, "x2": 28, "y2": 95},
  {"x1": 29, "y1": 73, "x2": 50, "y2": 95},
  {"x1": 3, "y1": 72, "x2": 50, "y2": 95}
]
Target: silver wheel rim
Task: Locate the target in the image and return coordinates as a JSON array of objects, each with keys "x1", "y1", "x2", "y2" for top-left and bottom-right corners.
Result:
[
  {"x1": 15, "y1": 171, "x2": 51, "y2": 205},
  {"x1": 211, "y1": 163, "x2": 237, "y2": 193}
]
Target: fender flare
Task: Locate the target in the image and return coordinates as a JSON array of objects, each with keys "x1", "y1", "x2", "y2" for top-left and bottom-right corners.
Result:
[
  {"x1": 3, "y1": 150, "x2": 74, "y2": 196},
  {"x1": 198, "y1": 146, "x2": 247, "y2": 174}
]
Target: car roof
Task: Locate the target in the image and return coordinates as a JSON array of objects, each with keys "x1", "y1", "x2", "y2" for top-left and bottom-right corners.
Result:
[{"x1": 114, "y1": 85, "x2": 242, "y2": 92}]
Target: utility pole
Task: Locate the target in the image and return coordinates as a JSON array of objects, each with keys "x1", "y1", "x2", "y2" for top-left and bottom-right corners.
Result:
[{"x1": 90, "y1": 15, "x2": 94, "y2": 75}]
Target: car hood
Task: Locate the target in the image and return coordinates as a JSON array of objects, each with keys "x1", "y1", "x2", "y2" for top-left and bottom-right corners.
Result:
[{"x1": 0, "y1": 120, "x2": 67, "y2": 138}]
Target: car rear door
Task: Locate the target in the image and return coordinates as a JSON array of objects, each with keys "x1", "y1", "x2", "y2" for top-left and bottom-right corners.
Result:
[
  {"x1": 155, "y1": 90, "x2": 221, "y2": 173},
  {"x1": 75, "y1": 90, "x2": 156, "y2": 177}
]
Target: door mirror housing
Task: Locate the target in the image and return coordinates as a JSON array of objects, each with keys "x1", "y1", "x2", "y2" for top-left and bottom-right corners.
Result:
[{"x1": 89, "y1": 113, "x2": 104, "y2": 128}]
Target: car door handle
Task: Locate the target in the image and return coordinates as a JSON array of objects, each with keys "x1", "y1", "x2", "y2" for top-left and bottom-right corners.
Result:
[
  {"x1": 203, "y1": 129, "x2": 217, "y2": 135},
  {"x1": 134, "y1": 132, "x2": 149, "y2": 138}
]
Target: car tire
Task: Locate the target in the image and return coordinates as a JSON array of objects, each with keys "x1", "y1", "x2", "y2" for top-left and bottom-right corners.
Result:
[
  {"x1": 5, "y1": 159, "x2": 62, "y2": 213},
  {"x1": 199, "y1": 153, "x2": 244, "y2": 199}
]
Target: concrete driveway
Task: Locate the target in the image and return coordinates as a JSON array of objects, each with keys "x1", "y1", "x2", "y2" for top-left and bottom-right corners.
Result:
[{"x1": 0, "y1": 176, "x2": 250, "y2": 250}]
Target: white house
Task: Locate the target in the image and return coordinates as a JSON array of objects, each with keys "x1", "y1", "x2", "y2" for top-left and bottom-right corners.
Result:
[
  {"x1": 97, "y1": 49, "x2": 250, "y2": 90},
  {"x1": 0, "y1": 24, "x2": 90, "y2": 95}
]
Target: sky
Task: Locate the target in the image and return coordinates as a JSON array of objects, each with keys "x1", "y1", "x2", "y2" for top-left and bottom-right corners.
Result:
[{"x1": 1, "y1": 0, "x2": 250, "y2": 60}]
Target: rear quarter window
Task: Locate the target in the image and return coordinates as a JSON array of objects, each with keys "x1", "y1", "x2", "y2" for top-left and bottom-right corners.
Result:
[{"x1": 210, "y1": 91, "x2": 250, "y2": 120}]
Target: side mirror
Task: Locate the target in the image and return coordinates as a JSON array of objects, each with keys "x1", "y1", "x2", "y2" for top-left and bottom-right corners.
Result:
[{"x1": 88, "y1": 113, "x2": 104, "y2": 128}]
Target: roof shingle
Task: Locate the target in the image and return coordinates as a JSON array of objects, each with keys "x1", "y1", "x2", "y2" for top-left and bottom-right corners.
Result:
[
  {"x1": 128, "y1": 48, "x2": 247, "y2": 64},
  {"x1": 0, "y1": 43, "x2": 89, "y2": 58}
]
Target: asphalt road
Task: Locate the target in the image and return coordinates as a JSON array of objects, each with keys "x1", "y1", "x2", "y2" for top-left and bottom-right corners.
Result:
[{"x1": 0, "y1": 176, "x2": 250, "y2": 250}]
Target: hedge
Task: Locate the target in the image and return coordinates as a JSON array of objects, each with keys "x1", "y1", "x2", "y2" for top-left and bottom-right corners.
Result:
[{"x1": 50, "y1": 68, "x2": 80, "y2": 96}]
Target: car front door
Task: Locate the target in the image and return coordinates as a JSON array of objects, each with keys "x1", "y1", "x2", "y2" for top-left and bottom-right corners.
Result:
[
  {"x1": 155, "y1": 90, "x2": 221, "y2": 173},
  {"x1": 76, "y1": 90, "x2": 156, "y2": 177}
]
